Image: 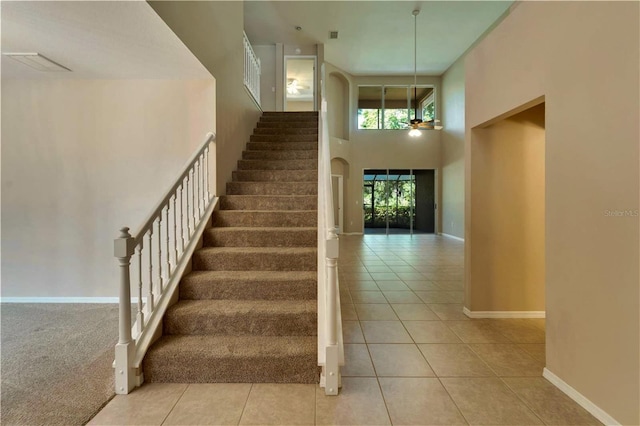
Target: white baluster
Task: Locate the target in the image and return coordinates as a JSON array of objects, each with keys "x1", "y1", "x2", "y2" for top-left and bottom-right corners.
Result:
[
  {"x1": 205, "y1": 146, "x2": 211, "y2": 201},
  {"x1": 173, "y1": 194, "x2": 178, "y2": 266},
  {"x1": 147, "y1": 230, "x2": 154, "y2": 311},
  {"x1": 196, "y1": 159, "x2": 202, "y2": 217},
  {"x1": 157, "y1": 217, "x2": 163, "y2": 293},
  {"x1": 165, "y1": 205, "x2": 171, "y2": 277},
  {"x1": 179, "y1": 182, "x2": 185, "y2": 253},
  {"x1": 135, "y1": 243, "x2": 144, "y2": 337},
  {"x1": 191, "y1": 168, "x2": 196, "y2": 231}
]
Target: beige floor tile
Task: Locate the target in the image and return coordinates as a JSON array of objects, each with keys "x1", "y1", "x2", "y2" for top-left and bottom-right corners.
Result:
[
  {"x1": 391, "y1": 304, "x2": 439, "y2": 321},
  {"x1": 342, "y1": 344, "x2": 376, "y2": 377},
  {"x1": 340, "y1": 303, "x2": 357, "y2": 320},
  {"x1": 404, "y1": 281, "x2": 442, "y2": 291},
  {"x1": 163, "y1": 384, "x2": 250, "y2": 425},
  {"x1": 88, "y1": 383, "x2": 187, "y2": 426},
  {"x1": 366, "y1": 265, "x2": 394, "y2": 272},
  {"x1": 379, "y1": 378, "x2": 467, "y2": 425},
  {"x1": 361, "y1": 321, "x2": 413, "y2": 343},
  {"x1": 418, "y1": 344, "x2": 494, "y2": 377},
  {"x1": 415, "y1": 291, "x2": 464, "y2": 303},
  {"x1": 441, "y1": 378, "x2": 543, "y2": 425},
  {"x1": 395, "y1": 272, "x2": 427, "y2": 281},
  {"x1": 351, "y1": 290, "x2": 387, "y2": 303},
  {"x1": 446, "y1": 321, "x2": 512, "y2": 343},
  {"x1": 371, "y1": 272, "x2": 400, "y2": 281},
  {"x1": 343, "y1": 320, "x2": 365, "y2": 343},
  {"x1": 487, "y1": 318, "x2": 546, "y2": 343},
  {"x1": 517, "y1": 343, "x2": 546, "y2": 363},
  {"x1": 384, "y1": 259, "x2": 409, "y2": 265},
  {"x1": 469, "y1": 344, "x2": 545, "y2": 376},
  {"x1": 427, "y1": 304, "x2": 470, "y2": 320},
  {"x1": 388, "y1": 265, "x2": 419, "y2": 273},
  {"x1": 316, "y1": 377, "x2": 390, "y2": 425},
  {"x1": 382, "y1": 291, "x2": 423, "y2": 303},
  {"x1": 346, "y1": 281, "x2": 379, "y2": 291},
  {"x1": 368, "y1": 344, "x2": 435, "y2": 377},
  {"x1": 375, "y1": 280, "x2": 411, "y2": 291},
  {"x1": 503, "y1": 378, "x2": 602, "y2": 425},
  {"x1": 434, "y1": 280, "x2": 464, "y2": 291},
  {"x1": 354, "y1": 304, "x2": 398, "y2": 320},
  {"x1": 404, "y1": 321, "x2": 462, "y2": 343},
  {"x1": 239, "y1": 383, "x2": 315, "y2": 425},
  {"x1": 340, "y1": 271, "x2": 374, "y2": 281}
]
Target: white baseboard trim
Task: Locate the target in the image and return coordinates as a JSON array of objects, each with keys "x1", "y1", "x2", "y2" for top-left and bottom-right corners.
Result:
[
  {"x1": 1, "y1": 297, "x2": 144, "y2": 304},
  {"x1": 439, "y1": 232, "x2": 465, "y2": 242},
  {"x1": 463, "y1": 307, "x2": 546, "y2": 318},
  {"x1": 543, "y1": 368, "x2": 620, "y2": 425}
]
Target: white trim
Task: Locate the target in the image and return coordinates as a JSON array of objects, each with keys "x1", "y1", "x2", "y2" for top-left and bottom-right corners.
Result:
[
  {"x1": 543, "y1": 368, "x2": 621, "y2": 425},
  {"x1": 439, "y1": 232, "x2": 465, "y2": 242},
  {"x1": 0, "y1": 297, "x2": 145, "y2": 304},
  {"x1": 342, "y1": 232, "x2": 364, "y2": 236},
  {"x1": 463, "y1": 307, "x2": 546, "y2": 318}
]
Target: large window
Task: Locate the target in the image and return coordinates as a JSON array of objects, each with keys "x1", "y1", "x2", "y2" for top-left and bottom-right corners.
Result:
[{"x1": 357, "y1": 85, "x2": 435, "y2": 130}]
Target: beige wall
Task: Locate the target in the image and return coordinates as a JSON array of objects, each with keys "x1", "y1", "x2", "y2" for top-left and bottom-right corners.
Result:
[
  {"x1": 149, "y1": 1, "x2": 261, "y2": 196},
  {"x1": 253, "y1": 45, "x2": 276, "y2": 111},
  {"x1": 465, "y1": 2, "x2": 639, "y2": 423},
  {"x1": 1, "y1": 79, "x2": 215, "y2": 298},
  {"x1": 440, "y1": 56, "x2": 465, "y2": 239},
  {"x1": 469, "y1": 104, "x2": 545, "y2": 312}
]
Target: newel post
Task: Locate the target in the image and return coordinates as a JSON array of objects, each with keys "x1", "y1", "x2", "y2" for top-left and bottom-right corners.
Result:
[
  {"x1": 323, "y1": 227, "x2": 340, "y2": 395},
  {"x1": 114, "y1": 227, "x2": 136, "y2": 394}
]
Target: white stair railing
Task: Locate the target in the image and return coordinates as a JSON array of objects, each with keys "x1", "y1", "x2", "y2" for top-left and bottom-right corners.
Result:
[
  {"x1": 113, "y1": 132, "x2": 217, "y2": 394},
  {"x1": 243, "y1": 31, "x2": 261, "y2": 106},
  {"x1": 318, "y1": 63, "x2": 343, "y2": 395}
]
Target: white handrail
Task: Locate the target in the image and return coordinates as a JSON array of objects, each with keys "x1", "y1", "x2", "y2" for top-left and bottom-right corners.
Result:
[
  {"x1": 318, "y1": 63, "x2": 342, "y2": 395},
  {"x1": 243, "y1": 32, "x2": 261, "y2": 106},
  {"x1": 113, "y1": 132, "x2": 217, "y2": 394}
]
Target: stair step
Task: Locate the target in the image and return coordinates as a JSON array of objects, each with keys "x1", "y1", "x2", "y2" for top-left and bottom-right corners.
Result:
[
  {"x1": 257, "y1": 121, "x2": 319, "y2": 129},
  {"x1": 242, "y1": 150, "x2": 318, "y2": 160},
  {"x1": 253, "y1": 127, "x2": 318, "y2": 135},
  {"x1": 180, "y1": 270, "x2": 316, "y2": 300},
  {"x1": 164, "y1": 299, "x2": 317, "y2": 336},
  {"x1": 237, "y1": 159, "x2": 317, "y2": 170},
  {"x1": 250, "y1": 134, "x2": 318, "y2": 142},
  {"x1": 262, "y1": 111, "x2": 318, "y2": 119},
  {"x1": 232, "y1": 170, "x2": 317, "y2": 182},
  {"x1": 213, "y1": 210, "x2": 317, "y2": 227},
  {"x1": 226, "y1": 181, "x2": 317, "y2": 196},
  {"x1": 246, "y1": 142, "x2": 317, "y2": 151},
  {"x1": 193, "y1": 247, "x2": 317, "y2": 271},
  {"x1": 204, "y1": 227, "x2": 316, "y2": 247},
  {"x1": 143, "y1": 335, "x2": 318, "y2": 383},
  {"x1": 220, "y1": 195, "x2": 317, "y2": 211}
]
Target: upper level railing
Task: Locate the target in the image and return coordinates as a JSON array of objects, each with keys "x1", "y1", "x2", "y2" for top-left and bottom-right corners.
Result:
[
  {"x1": 243, "y1": 32, "x2": 261, "y2": 106},
  {"x1": 317, "y1": 63, "x2": 343, "y2": 395},
  {"x1": 113, "y1": 132, "x2": 217, "y2": 394}
]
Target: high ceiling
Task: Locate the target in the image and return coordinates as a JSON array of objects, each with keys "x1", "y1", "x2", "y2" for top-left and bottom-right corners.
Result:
[
  {"x1": 245, "y1": 1, "x2": 513, "y2": 76},
  {"x1": 1, "y1": 1, "x2": 211, "y2": 80}
]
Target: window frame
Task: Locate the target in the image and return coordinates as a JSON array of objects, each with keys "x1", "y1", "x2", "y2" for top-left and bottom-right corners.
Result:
[{"x1": 356, "y1": 84, "x2": 436, "y2": 130}]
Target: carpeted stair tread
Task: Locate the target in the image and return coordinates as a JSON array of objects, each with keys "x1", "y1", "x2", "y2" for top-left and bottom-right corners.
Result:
[
  {"x1": 253, "y1": 127, "x2": 318, "y2": 135},
  {"x1": 246, "y1": 142, "x2": 317, "y2": 151},
  {"x1": 193, "y1": 246, "x2": 317, "y2": 271},
  {"x1": 232, "y1": 170, "x2": 317, "y2": 182},
  {"x1": 250, "y1": 134, "x2": 318, "y2": 142},
  {"x1": 213, "y1": 210, "x2": 317, "y2": 227},
  {"x1": 237, "y1": 159, "x2": 317, "y2": 170},
  {"x1": 257, "y1": 121, "x2": 319, "y2": 128},
  {"x1": 220, "y1": 195, "x2": 317, "y2": 210},
  {"x1": 204, "y1": 227, "x2": 317, "y2": 247},
  {"x1": 180, "y1": 270, "x2": 316, "y2": 300},
  {"x1": 164, "y1": 299, "x2": 317, "y2": 336},
  {"x1": 226, "y1": 181, "x2": 317, "y2": 196},
  {"x1": 242, "y1": 150, "x2": 318, "y2": 160},
  {"x1": 142, "y1": 335, "x2": 318, "y2": 383}
]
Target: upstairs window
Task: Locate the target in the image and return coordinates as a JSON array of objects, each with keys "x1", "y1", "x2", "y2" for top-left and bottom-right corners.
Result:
[{"x1": 357, "y1": 85, "x2": 435, "y2": 130}]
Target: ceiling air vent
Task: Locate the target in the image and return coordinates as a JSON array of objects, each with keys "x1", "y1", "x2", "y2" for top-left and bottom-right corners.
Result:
[
  {"x1": 2, "y1": 53, "x2": 71, "y2": 72},
  {"x1": 329, "y1": 31, "x2": 339, "y2": 39}
]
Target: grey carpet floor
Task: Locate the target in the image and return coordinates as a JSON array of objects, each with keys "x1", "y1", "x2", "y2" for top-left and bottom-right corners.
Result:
[{"x1": 1, "y1": 303, "x2": 127, "y2": 425}]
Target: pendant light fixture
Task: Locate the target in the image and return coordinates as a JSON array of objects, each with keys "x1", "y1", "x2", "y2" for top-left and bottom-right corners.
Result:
[{"x1": 408, "y1": 9, "x2": 442, "y2": 137}]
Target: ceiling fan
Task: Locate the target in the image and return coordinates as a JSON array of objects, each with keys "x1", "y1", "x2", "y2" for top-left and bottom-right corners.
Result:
[
  {"x1": 286, "y1": 78, "x2": 310, "y2": 95},
  {"x1": 406, "y1": 9, "x2": 443, "y2": 136}
]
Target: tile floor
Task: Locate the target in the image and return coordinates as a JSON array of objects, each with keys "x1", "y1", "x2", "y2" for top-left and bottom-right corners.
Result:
[{"x1": 89, "y1": 234, "x2": 601, "y2": 425}]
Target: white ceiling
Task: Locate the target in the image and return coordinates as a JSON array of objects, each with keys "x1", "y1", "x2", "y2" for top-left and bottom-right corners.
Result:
[
  {"x1": 245, "y1": 1, "x2": 513, "y2": 76},
  {"x1": 1, "y1": 1, "x2": 211, "y2": 80}
]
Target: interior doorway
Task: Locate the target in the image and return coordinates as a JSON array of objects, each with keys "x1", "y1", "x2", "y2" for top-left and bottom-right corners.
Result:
[
  {"x1": 284, "y1": 56, "x2": 316, "y2": 111},
  {"x1": 363, "y1": 169, "x2": 435, "y2": 235}
]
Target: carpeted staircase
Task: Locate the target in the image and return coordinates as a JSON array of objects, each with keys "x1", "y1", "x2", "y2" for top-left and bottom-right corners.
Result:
[{"x1": 142, "y1": 111, "x2": 319, "y2": 383}]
